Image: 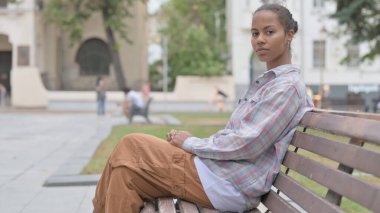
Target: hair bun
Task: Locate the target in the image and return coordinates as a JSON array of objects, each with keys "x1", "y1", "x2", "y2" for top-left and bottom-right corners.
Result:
[{"x1": 293, "y1": 20, "x2": 298, "y2": 33}]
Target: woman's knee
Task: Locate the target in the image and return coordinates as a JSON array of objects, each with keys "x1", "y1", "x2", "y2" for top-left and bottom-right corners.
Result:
[
  {"x1": 108, "y1": 133, "x2": 146, "y2": 164},
  {"x1": 118, "y1": 133, "x2": 164, "y2": 148},
  {"x1": 117, "y1": 133, "x2": 150, "y2": 149}
]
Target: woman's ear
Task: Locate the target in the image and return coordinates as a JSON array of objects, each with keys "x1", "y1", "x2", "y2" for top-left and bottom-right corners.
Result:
[{"x1": 286, "y1": 30, "x2": 295, "y2": 42}]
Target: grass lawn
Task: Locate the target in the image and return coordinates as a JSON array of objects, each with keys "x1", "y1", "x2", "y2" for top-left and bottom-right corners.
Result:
[
  {"x1": 81, "y1": 112, "x2": 231, "y2": 174},
  {"x1": 82, "y1": 112, "x2": 379, "y2": 212}
]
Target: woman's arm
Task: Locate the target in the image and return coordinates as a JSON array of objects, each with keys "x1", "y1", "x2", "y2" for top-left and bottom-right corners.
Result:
[{"x1": 178, "y1": 85, "x2": 301, "y2": 160}]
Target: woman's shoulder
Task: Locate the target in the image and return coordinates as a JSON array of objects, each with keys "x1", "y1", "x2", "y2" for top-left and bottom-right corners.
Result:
[{"x1": 269, "y1": 70, "x2": 306, "y2": 97}]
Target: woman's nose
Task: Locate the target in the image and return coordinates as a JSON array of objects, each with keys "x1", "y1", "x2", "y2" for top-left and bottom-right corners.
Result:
[{"x1": 256, "y1": 34, "x2": 265, "y2": 44}]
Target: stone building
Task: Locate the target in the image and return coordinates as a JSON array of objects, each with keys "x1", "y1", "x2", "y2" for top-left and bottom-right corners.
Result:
[{"x1": 0, "y1": 0, "x2": 148, "y2": 107}]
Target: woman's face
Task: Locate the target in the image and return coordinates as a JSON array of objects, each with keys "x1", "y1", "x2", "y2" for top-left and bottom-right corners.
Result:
[{"x1": 251, "y1": 10, "x2": 293, "y2": 69}]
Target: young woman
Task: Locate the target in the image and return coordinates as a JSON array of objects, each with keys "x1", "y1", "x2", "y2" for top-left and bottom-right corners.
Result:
[{"x1": 93, "y1": 3, "x2": 313, "y2": 212}]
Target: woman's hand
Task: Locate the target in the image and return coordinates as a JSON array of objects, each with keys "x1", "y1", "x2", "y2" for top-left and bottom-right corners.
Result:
[{"x1": 166, "y1": 129, "x2": 192, "y2": 147}]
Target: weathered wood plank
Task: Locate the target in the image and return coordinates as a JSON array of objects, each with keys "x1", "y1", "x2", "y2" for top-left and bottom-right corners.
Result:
[
  {"x1": 157, "y1": 198, "x2": 176, "y2": 213},
  {"x1": 273, "y1": 172, "x2": 344, "y2": 213},
  {"x1": 312, "y1": 109, "x2": 380, "y2": 121},
  {"x1": 291, "y1": 131, "x2": 380, "y2": 178},
  {"x1": 178, "y1": 200, "x2": 199, "y2": 213},
  {"x1": 261, "y1": 190, "x2": 299, "y2": 213},
  {"x1": 141, "y1": 202, "x2": 156, "y2": 213},
  {"x1": 283, "y1": 151, "x2": 380, "y2": 212},
  {"x1": 325, "y1": 138, "x2": 364, "y2": 205},
  {"x1": 201, "y1": 208, "x2": 219, "y2": 213},
  {"x1": 300, "y1": 112, "x2": 380, "y2": 145},
  {"x1": 244, "y1": 209, "x2": 261, "y2": 213}
]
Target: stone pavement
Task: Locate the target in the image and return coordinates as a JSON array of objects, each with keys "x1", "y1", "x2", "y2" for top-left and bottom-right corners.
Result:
[{"x1": 0, "y1": 111, "x2": 180, "y2": 213}]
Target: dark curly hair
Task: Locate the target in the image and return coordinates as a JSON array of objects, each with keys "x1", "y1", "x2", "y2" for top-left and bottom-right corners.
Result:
[{"x1": 254, "y1": 4, "x2": 298, "y2": 34}]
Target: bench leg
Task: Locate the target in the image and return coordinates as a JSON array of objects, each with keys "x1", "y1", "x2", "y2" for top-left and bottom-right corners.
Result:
[
  {"x1": 145, "y1": 115, "x2": 151, "y2": 124},
  {"x1": 128, "y1": 114, "x2": 134, "y2": 124}
]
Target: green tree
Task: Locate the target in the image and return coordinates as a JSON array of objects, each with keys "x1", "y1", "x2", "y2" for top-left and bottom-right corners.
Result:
[
  {"x1": 44, "y1": 0, "x2": 146, "y2": 89},
  {"x1": 159, "y1": 0, "x2": 227, "y2": 89},
  {"x1": 148, "y1": 60, "x2": 163, "y2": 91},
  {"x1": 331, "y1": 0, "x2": 380, "y2": 62}
]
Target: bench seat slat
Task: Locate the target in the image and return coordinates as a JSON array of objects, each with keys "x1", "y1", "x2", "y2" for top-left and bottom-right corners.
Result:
[
  {"x1": 141, "y1": 202, "x2": 155, "y2": 213},
  {"x1": 261, "y1": 190, "x2": 299, "y2": 213},
  {"x1": 283, "y1": 151, "x2": 380, "y2": 212},
  {"x1": 201, "y1": 209, "x2": 220, "y2": 213},
  {"x1": 244, "y1": 209, "x2": 261, "y2": 213},
  {"x1": 158, "y1": 198, "x2": 176, "y2": 213},
  {"x1": 292, "y1": 131, "x2": 380, "y2": 178},
  {"x1": 313, "y1": 109, "x2": 380, "y2": 121},
  {"x1": 274, "y1": 172, "x2": 344, "y2": 213},
  {"x1": 300, "y1": 112, "x2": 380, "y2": 146},
  {"x1": 178, "y1": 200, "x2": 199, "y2": 213}
]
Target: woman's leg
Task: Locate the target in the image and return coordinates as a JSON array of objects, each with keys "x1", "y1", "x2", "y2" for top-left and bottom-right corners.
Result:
[{"x1": 93, "y1": 133, "x2": 213, "y2": 213}]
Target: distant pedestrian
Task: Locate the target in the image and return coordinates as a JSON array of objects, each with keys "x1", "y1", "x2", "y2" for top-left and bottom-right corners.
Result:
[
  {"x1": 122, "y1": 87, "x2": 144, "y2": 117},
  {"x1": 141, "y1": 81, "x2": 151, "y2": 102},
  {"x1": 209, "y1": 86, "x2": 228, "y2": 112},
  {"x1": 95, "y1": 76, "x2": 107, "y2": 116},
  {"x1": 0, "y1": 83, "x2": 6, "y2": 108}
]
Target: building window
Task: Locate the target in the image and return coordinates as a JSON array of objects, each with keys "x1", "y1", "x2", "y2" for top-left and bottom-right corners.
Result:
[
  {"x1": 347, "y1": 44, "x2": 360, "y2": 67},
  {"x1": 313, "y1": 0, "x2": 325, "y2": 7},
  {"x1": 17, "y1": 46, "x2": 30, "y2": 66},
  {"x1": 0, "y1": 0, "x2": 7, "y2": 7},
  {"x1": 313, "y1": 40, "x2": 325, "y2": 68},
  {"x1": 75, "y1": 38, "x2": 111, "y2": 76}
]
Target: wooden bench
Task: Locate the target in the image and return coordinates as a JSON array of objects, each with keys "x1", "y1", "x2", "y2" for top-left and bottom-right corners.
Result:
[
  {"x1": 140, "y1": 109, "x2": 380, "y2": 213},
  {"x1": 322, "y1": 98, "x2": 367, "y2": 112},
  {"x1": 127, "y1": 97, "x2": 153, "y2": 124}
]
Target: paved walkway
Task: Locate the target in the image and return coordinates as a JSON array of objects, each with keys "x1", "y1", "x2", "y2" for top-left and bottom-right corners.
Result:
[{"x1": 0, "y1": 111, "x2": 180, "y2": 213}]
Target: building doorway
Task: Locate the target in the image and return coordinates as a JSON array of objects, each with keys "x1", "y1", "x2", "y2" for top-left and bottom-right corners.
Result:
[
  {"x1": 0, "y1": 51, "x2": 12, "y2": 93},
  {"x1": 0, "y1": 34, "x2": 12, "y2": 96}
]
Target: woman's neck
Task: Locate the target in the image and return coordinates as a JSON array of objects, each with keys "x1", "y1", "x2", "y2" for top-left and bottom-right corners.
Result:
[{"x1": 266, "y1": 55, "x2": 292, "y2": 70}]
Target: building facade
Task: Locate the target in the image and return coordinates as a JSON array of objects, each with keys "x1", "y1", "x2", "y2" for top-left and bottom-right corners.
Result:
[
  {"x1": 0, "y1": 0, "x2": 148, "y2": 106},
  {"x1": 227, "y1": 0, "x2": 380, "y2": 111}
]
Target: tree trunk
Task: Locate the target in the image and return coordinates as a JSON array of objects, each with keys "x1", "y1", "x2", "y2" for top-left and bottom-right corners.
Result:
[{"x1": 102, "y1": 0, "x2": 127, "y2": 89}]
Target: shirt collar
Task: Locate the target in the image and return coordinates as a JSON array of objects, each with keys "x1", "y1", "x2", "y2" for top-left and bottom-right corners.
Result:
[{"x1": 263, "y1": 64, "x2": 299, "y2": 77}]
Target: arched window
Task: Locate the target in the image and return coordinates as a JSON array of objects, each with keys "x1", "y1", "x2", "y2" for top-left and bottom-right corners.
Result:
[{"x1": 75, "y1": 38, "x2": 111, "y2": 75}]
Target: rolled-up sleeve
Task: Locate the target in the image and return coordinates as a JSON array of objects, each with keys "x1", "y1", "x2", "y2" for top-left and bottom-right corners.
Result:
[{"x1": 182, "y1": 85, "x2": 301, "y2": 160}]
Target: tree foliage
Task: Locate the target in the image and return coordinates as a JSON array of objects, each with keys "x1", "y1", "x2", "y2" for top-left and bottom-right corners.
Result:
[
  {"x1": 44, "y1": 0, "x2": 138, "y2": 45},
  {"x1": 159, "y1": 0, "x2": 227, "y2": 88},
  {"x1": 43, "y1": 0, "x2": 145, "y2": 89},
  {"x1": 331, "y1": 0, "x2": 380, "y2": 62}
]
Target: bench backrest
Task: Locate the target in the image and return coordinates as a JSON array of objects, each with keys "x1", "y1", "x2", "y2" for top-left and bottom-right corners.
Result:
[
  {"x1": 262, "y1": 109, "x2": 380, "y2": 213},
  {"x1": 143, "y1": 97, "x2": 153, "y2": 114}
]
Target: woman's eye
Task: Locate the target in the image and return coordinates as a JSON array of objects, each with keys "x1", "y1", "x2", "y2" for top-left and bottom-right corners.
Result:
[
  {"x1": 266, "y1": 30, "x2": 274, "y2": 35},
  {"x1": 252, "y1": 32, "x2": 259, "y2": 37}
]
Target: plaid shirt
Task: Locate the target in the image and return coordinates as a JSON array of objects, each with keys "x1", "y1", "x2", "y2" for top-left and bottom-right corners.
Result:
[{"x1": 182, "y1": 64, "x2": 314, "y2": 209}]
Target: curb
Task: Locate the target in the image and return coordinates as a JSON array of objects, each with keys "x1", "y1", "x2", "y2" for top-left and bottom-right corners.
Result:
[{"x1": 44, "y1": 114, "x2": 181, "y2": 187}]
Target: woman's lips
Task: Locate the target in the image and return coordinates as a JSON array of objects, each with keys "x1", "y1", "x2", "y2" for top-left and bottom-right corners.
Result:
[{"x1": 256, "y1": 48, "x2": 269, "y2": 56}]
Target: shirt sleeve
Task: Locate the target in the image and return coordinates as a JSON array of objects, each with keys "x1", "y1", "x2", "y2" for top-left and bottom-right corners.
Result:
[{"x1": 182, "y1": 85, "x2": 301, "y2": 160}]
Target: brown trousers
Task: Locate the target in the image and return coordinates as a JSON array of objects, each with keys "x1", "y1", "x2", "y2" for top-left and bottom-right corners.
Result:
[{"x1": 92, "y1": 133, "x2": 213, "y2": 213}]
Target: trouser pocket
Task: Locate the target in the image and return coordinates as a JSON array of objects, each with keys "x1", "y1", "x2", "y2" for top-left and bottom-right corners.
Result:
[{"x1": 170, "y1": 153, "x2": 186, "y2": 196}]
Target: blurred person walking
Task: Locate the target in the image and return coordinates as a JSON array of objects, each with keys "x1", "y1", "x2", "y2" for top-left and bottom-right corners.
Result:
[
  {"x1": 0, "y1": 82, "x2": 6, "y2": 107},
  {"x1": 122, "y1": 87, "x2": 144, "y2": 116},
  {"x1": 96, "y1": 76, "x2": 107, "y2": 116},
  {"x1": 209, "y1": 86, "x2": 229, "y2": 112}
]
